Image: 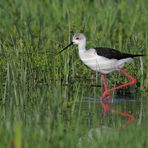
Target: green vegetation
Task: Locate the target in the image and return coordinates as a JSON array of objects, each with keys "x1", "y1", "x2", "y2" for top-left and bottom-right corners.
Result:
[{"x1": 0, "y1": 0, "x2": 148, "y2": 147}]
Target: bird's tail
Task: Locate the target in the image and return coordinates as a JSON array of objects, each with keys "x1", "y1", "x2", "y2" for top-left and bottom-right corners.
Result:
[{"x1": 131, "y1": 54, "x2": 145, "y2": 58}]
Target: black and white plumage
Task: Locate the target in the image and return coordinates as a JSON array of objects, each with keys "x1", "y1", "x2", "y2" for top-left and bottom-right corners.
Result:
[
  {"x1": 94, "y1": 47, "x2": 143, "y2": 60},
  {"x1": 58, "y1": 33, "x2": 144, "y2": 74}
]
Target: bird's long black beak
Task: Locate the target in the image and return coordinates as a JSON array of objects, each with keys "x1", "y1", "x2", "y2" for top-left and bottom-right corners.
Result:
[{"x1": 57, "y1": 42, "x2": 73, "y2": 55}]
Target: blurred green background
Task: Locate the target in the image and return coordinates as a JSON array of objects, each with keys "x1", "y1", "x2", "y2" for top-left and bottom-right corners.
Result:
[{"x1": 0, "y1": 0, "x2": 148, "y2": 147}]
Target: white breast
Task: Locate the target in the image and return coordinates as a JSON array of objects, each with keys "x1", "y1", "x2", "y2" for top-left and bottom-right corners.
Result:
[{"x1": 79, "y1": 49, "x2": 133, "y2": 74}]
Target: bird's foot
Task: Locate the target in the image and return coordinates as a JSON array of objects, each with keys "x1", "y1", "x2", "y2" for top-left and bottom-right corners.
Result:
[
  {"x1": 103, "y1": 90, "x2": 110, "y2": 98},
  {"x1": 100, "y1": 96, "x2": 110, "y2": 117}
]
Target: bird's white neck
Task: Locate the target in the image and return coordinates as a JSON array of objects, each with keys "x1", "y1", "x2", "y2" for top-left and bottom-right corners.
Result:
[{"x1": 78, "y1": 41, "x2": 86, "y2": 52}]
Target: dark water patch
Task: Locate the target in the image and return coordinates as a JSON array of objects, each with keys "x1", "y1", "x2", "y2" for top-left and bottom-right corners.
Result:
[{"x1": 82, "y1": 96, "x2": 146, "y2": 103}]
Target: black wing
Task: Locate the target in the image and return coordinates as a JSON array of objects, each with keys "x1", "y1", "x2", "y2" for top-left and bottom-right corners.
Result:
[{"x1": 94, "y1": 47, "x2": 143, "y2": 60}]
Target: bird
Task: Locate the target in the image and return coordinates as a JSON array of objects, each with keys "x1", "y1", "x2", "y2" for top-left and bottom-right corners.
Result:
[{"x1": 57, "y1": 33, "x2": 144, "y2": 126}]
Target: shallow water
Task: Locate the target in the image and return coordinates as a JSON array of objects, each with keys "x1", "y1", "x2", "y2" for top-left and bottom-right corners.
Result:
[
  {"x1": 82, "y1": 96, "x2": 142, "y2": 103},
  {"x1": 75, "y1": 92, "x2": 148, "y2": 128}
]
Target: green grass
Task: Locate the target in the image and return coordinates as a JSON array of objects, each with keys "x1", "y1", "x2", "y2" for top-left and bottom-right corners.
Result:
[{"x1": 0, "y1": 0, "x2": 148, "y2": 147}]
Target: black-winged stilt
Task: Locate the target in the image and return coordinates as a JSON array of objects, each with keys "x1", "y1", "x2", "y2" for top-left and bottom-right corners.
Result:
[{"x1": 57, "y1": 33, "x2": 144, "y2": 126}]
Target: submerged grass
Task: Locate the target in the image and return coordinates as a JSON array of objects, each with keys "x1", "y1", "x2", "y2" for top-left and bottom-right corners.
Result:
[{"x1": 0, "y1": 0, "x2": 148, "y2": 147}]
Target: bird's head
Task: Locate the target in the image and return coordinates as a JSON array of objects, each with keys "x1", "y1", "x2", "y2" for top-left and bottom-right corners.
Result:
[
  {"x1": 57, "y1": 33, "x2": 86, "y2": 55},
  {"x1": 72, "y1": 33, "x2": 86, "y2": 45}
]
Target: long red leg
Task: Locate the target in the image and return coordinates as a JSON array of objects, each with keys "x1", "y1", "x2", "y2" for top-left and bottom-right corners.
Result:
[
  {"x1": 100, "y1": 67, "x2": 136, "y2": 126},
  {"x1": 107, "y1": 67, "x2": 137, "y2": 94},
  {"x1": 100, "y1": 74, "x2": 110, "y2": 117}
]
